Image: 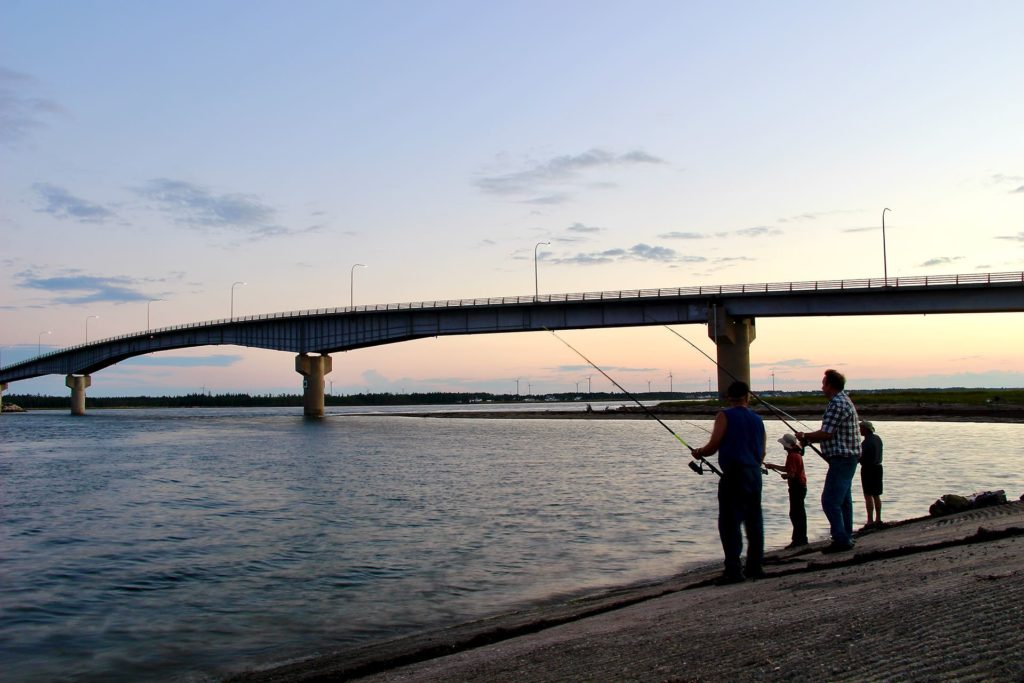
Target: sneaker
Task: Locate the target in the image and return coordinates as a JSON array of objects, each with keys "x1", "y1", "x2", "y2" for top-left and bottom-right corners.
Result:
[
  {"x1": 821, "y1": 542, "x2": 854, "y2": 554},
  {"x1": 713, "y1": 573, "x2": 745, "y2": 586},
  {"x1": 746, "y1": 568, "x2": 767, "y2": 580},
  {"x1": 784, "y1": 540, "x2": 808, "y2": 549}
]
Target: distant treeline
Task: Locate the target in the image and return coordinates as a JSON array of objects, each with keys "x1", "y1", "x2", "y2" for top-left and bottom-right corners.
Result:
[
  {"x1": 5, "y1": 390, "x2": 698, "y2": 410},
  {"x1": 5, "y1": 387, "x2": 1023, "y2": 410}
]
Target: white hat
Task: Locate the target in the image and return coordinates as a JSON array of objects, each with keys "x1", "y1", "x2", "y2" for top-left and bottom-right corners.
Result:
[
  {"x1": 778, "y1": 433, "x2": 800, "y2": 450},
  {"x1": 860, "y1": 420, "x2": 875, "y2": 433}
]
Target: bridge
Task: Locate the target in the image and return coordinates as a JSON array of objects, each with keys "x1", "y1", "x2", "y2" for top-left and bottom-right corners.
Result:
[{"x1": 2, "y1": 271, "x2": 1022, "y2": 416}]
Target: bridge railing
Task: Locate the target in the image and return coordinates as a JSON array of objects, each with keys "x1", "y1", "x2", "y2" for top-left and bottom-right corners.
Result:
[{"x1": 6, "y1": 271, "x2": 1023, "y2": 370}]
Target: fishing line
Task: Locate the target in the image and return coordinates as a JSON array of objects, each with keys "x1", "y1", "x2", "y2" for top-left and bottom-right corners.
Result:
[
  {"x1": 543, "y1": 327, "x2": 721, "y2": 476},
  {"x1": 649, "y1": 318, "x2": 828, "y2": 462}
]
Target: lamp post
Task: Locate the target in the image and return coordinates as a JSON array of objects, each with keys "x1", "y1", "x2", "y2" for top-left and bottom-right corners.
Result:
[
  {"x1": 771, "y1": 368, "x2": 776, "y2": 392},
  {"x1": 534, "y1": 241, "x2": 550, "y2": 300},
  {"x1": 882, "y1": 208, "x2": 892, "y2": 285},
  {"x1": 85, "y1": 315, "x2": 99, "y2": 343},
  {"x1": 38, "y1": 330, "x2": 52, "y2": 356},
  {"x1": 668, "y1": 371, "x2": 674, "y2": 393},
  {"x1": 350, "y1": 263, "x2": 366, "y2": 308},
  {"x1": 147, "y1": 299, "x2": 163, "y2": 330},
  {"x1": 515, "y1": 378, "x2": 520, "y2": 396},
  {"x1": 587, "y1": 375, "x2": 592, "y2": 393},
  {"x1": 230, "y1": 282, "x2": 246, "y2": 318}
]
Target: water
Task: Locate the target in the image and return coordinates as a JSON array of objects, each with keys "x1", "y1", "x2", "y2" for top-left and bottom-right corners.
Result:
[{"x1": 1, "y1": 408, "x2": 1022, "y2": 682}]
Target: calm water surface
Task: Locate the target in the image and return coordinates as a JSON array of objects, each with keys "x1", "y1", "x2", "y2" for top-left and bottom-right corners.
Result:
[{"x1": 1, "y1": 407, "x2": 1022, "y2": 682}]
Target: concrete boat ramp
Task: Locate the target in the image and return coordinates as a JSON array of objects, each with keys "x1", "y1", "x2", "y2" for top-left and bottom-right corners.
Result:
[{"x1": 229, "y1": 500, "x2": 1024, "y2": 682}]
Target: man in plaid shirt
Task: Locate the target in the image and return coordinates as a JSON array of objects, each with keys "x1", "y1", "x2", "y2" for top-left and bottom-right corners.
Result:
[{"x1": 796, "y1": 369, "x2": 862, "y2": 553}]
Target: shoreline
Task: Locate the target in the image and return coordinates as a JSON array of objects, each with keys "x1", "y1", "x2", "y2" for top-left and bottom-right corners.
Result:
[{"x1": 227, "y1": 501, "x2": 1024, "y2": 682}]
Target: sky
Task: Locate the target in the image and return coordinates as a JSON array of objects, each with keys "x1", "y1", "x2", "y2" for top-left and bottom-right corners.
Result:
[{"x1": 2, "y1": 1, "x2": 1023, "y2": 397}]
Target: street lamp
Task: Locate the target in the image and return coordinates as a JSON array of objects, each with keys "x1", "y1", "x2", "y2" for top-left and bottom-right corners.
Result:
[
  {"x1": 38, "y1": 330, "x2": 52, "y2": 356},
  {"x1": 534, "y1": 241, "x2": 550, "y2": 300},
  {"x1": 668, "y1": 371, "x2": 674, "y2": 393},
  {"x1": 350, "y1": 263, "x2": 367, "y2": 308},
  {"x1": 882, "y1": 208, "x2": 892, "y2": 285},
  {"x1": 771, "y1": 368, "x2": 776, "y2": 392},
  {"x1": 230, "y1": 282, "x2": 246, "y2": 318},
  {"x1": 147, "y1": 299, "x2": 163, "y2": 330},
  {"x1": 85, "y1": 315, "x2": 99, "y2": 343}
]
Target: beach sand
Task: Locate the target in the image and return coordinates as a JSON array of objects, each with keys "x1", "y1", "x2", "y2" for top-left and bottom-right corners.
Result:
[{"x1": 228, "y1": 499, "x2": 1024, "y2": 682}]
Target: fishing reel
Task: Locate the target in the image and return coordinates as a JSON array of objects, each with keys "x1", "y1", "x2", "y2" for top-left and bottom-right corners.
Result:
[{"x1": 688, "y1": 460, "x2": 706, "y2": 475}]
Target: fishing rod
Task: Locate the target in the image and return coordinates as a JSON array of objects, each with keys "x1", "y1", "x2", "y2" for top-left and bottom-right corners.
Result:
[
  {"x1": 654, "y1": 320, "x2": 828, "y2": 463},
  {"x1": 544, "y1": 327, "x2": 722, "y2": 477}
]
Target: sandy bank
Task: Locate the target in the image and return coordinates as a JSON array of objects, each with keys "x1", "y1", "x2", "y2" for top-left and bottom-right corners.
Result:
[{"x1": 228, "y1": 500, "x2": 1024, "y2": 682}]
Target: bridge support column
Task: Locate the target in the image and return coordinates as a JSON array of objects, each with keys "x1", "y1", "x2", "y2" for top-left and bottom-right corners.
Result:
[
  {"x1": 707, "y1": 306, "x2": 756, "y2": 398},
  {"x1": 66, "y1": 374, "x2": 92, "y2": 416},
  {"x1": 0, "y1": 382, "x2": 7, "y2": 412},
  {"x1": 295, "y1": 354, "x2": 332, "y2": 418}
]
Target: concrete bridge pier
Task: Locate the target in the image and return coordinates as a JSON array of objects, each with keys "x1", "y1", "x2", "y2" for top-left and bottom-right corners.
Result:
[
  {"x1": 66, "y1": 374, "x2": 92, "y2": 416},
  {"x1": 295, "y1": 353, "x2": 333, "y2": 418},
  {"x1": 707, "y1": 306, "x2": 756, "y2": 398},
  {"x1": 1, "y1": 382, "x2": 7, "y2": 411}
]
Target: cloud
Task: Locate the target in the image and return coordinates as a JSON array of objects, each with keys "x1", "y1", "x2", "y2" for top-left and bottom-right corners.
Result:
[
  {"x1": 553, "y1": 364, "x2": 659, "y2": 374},
  {"x1": 919, "y1": 256, "x2": 964, "y2": 267},
  {"x1": 134, "y1": 178, "x2": 286, "y2": 238},
  {"x1": 0, "y1": 67, "x2": 67, "y2": 146},
  {"x1": 751, "y1": 358, "x2": 812, "y2": 368},
  {"x1": 122, "y1": 354, "x2": 243, "y2": 368},
  {"x1": 778, "y1": 209, "x2": 860, "y2": 223},
  {"x1": 662, "y1": 223, "x2": 822, "y2": 241},
  {"x1": 16, "y1": 270, "x2": 152, "y2": 304},
  {"x1": 1014, "y1": 186, "x2": 1024, "y2": 194},
  {"x1": 658, "y1": 231, "x2": 706, "y2": 240},
  {"x1": 841, "y1": 226, "x2": 880, "y2": 233},
  {"x1": 729, "y1": 226, "x2": 783, "y2": 238},
  {"x1": 549, "y1": 243, "x2": 705, "y2": 266},
  {"x1": 995, "y1": 232, "x2": 1024, "y2": 242},
  {"x1": 524, "y1": 193, "x2": 571, "y2": 205},
  {"x1": 555, "y1": 222, "x2": 605, "y2": 244},
  {"x1": 32, "y1": 183, "x2": 115, "y2": 223},
  {"x1": 475, "y1": 148, "x2": 666, "y2": 202},
  {"x1": 566, "y1": 222, "x2": 603, "y2": 234}
]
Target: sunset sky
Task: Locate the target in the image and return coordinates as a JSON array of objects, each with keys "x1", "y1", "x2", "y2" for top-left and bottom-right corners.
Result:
[{"x1": 2, "y1": 1, "x2": 1023, "y2": 397}]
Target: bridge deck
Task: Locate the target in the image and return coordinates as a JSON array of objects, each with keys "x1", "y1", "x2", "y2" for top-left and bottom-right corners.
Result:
[{"x1": 2, "y1": 271, "x2": 1022, "y2": 383}]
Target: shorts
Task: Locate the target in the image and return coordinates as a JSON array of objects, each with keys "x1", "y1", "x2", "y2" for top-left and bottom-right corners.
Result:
[{"x1": 861, "y1": 464, "x2": 883, "y2": 496}]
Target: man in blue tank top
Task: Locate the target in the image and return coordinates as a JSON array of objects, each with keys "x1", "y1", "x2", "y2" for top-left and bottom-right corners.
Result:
[{"x1": 691, "y1": 380, "x2": 767, "y2": 584}]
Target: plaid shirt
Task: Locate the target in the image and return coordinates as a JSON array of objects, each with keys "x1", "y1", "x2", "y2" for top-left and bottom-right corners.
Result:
[{"x1": 821, "y1": 391, "x2": 861, "y2": 459}]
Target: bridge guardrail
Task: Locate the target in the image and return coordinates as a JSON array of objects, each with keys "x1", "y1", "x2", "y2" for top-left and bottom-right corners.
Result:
[{"x1": 5, "y1": 271, "x2": 1023, "y2": 370}]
